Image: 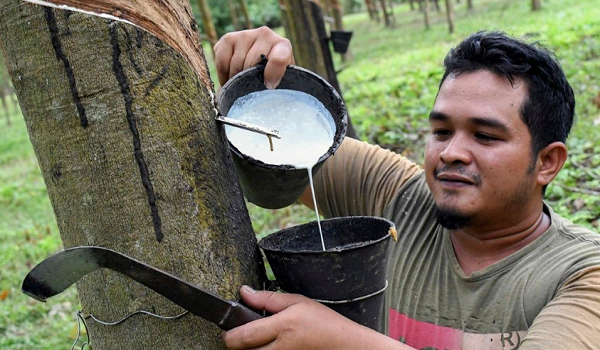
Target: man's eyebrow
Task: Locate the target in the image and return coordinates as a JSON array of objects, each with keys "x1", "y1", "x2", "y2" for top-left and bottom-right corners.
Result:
[
  {"x1": 470, "y1": 117, "x2": 510, "y2": 133},
  {"x1": 429, "y1": 110, "x2": 510, "y2": 133},
  {"x1": 429, "y1": 111, "x2": 449, "y2": 121}
]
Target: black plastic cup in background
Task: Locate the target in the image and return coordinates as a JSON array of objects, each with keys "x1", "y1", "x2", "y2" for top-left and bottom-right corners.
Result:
[
  {"x1": 258, "y1": 216, "x2": 395, "y2": 332},
  {"x1": 216, "y1": 65, "x2": 348, "y2": 209}
]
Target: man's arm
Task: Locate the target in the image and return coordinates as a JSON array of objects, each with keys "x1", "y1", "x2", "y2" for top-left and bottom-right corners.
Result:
[
  {"x1": 222, "y1": 286, "x2": 417, "y2": 350},
  {"x1": 301, "y1": 137, "x2": 421, "y2": 218},
  {"x1": 519, "y1": 266, "x2": 600, "y2": 350}
]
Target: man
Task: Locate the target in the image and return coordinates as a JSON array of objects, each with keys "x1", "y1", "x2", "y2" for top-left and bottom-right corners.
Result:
[{"x1": 214, "y1": 27, "x2": 600, "y2": 350}]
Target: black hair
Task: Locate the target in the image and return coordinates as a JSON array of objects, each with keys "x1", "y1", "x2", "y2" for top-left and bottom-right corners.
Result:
[{"x1": 440, "y1": 31, "x2": 575, "y2": 160}]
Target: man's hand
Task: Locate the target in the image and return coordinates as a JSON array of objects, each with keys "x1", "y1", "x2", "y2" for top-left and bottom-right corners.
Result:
[
  {"x1": 214, "y1": 27, "x2": 295, "y2": 89},
  {"x1": 222, "y1": 286, "x2": 370, "y2": 350}
]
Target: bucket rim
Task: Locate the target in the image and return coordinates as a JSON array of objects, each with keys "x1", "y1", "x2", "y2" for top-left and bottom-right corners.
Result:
[
  {"x1": 216, "y1": 65, "x2": 348, "y2": 171},
  {"x1": 258, "y1": 216, "x2": 396, "y2": 254}
]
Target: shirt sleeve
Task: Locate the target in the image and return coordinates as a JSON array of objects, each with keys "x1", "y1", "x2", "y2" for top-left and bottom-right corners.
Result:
[
  {"x1": 520, "y1": 266, "x2": 600, "y2": 350},
  {"x1": 313, "y1": 137, "x2": 422, "y2": 219}
]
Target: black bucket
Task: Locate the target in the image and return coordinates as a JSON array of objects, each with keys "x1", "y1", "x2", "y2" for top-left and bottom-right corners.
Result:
[
  {"x1": 216, "y1": 65, "x2": 348, "y2": 209},
  {"x1": 330, "y1": 30, "x2": 353, "y2": 54},
  {"x1": 258, "y1": 216, "x2": 395, "y2": 332}
]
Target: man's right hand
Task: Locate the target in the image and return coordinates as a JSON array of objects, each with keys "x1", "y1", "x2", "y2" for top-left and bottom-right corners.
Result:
[{"x1": 214, "y1": 26, "x2": 295, "y2": 89}]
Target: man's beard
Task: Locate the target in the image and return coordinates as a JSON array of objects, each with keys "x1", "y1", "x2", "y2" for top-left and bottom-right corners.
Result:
[{"x1": 434, "y1": 205, "x2": 472, "y2": 230}]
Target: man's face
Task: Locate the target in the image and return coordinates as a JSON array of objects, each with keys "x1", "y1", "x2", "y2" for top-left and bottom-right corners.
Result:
[{"x1": 425, "y1": 70, "x2": 541, "y2": 231}]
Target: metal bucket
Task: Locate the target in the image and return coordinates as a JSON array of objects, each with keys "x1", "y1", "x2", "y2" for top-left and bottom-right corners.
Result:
[
  {"x1": 258, "y1": 216, "x2": 394, "y2": 332},
  {"x1": 216, "y1": 65, "x2": 348, "y2": 209}
]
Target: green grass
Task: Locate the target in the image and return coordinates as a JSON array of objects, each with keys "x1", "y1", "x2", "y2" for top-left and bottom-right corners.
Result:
[{"x1": 1, "y1": 0, "x2": 598, "y2": 348}]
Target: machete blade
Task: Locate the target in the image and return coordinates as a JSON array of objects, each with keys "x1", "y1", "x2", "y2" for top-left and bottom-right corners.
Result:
[{"x1": 22, "y1": 246, "x2": 262, "y2": 330}]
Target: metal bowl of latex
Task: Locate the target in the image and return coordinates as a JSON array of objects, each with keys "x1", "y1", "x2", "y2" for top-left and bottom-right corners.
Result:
[{"x1": 216, "y1": 65, "x2": 347, "y2": 209}]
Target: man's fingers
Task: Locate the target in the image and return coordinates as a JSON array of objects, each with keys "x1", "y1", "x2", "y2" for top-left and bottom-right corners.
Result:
[
  {"x1": 264, "y1": 40, "x2": 294, "y2": 90},
  {"x1": 228, "y1": 36, "x2": 257, "y2": 80},
  {"x1": 222, "y1": 316, "x2": 279, "y2": 350},
  {"x1": 214, "y1": 36, "x2": 233, "y2": 87},
  {"x1": 240, "y1": 285, "x2": 307, "y2": 314}
]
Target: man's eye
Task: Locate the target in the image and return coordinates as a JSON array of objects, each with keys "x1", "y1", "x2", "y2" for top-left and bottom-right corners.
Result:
[
  {"x1": 433, "y1": 129, "x2": 451, "y2": 137},
  {"x1": 475, "y1": 133, "x2": 499, "y2": 142}
]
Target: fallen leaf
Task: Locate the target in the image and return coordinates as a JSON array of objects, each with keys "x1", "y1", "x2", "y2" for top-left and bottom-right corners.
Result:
[{"x1": 0, "y1": 289, "x2": 9, "y2": 301}]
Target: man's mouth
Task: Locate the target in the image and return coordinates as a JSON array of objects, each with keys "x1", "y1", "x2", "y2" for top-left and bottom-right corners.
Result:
[{"x1": 435, "y1": 172, "x2": 476, "y2": 188}]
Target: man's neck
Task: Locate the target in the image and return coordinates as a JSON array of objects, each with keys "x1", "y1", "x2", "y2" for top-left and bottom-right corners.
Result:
[{"x1": 450, "y1": 210, "x2": 550, "y2": 276}]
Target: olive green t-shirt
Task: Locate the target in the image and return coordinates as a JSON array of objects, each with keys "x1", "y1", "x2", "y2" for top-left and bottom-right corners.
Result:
[{"x1": 314, "y1": 138, "x2": 600, "y2": 350}]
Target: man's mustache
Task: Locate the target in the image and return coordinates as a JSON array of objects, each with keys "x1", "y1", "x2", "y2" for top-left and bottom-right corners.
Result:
[{"x1": 434, "y1": 166, "x2": 482, "y2": 186}]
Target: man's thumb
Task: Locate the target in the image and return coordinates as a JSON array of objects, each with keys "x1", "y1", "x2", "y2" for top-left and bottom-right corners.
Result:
[{"x1": 240, "y1": 285, "x2": 306, "y2": 314}]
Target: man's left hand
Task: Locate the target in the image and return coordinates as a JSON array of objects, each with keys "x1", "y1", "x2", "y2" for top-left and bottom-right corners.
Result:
[{"x1": 222, "y1": 285, "x2": 369, "y2": 350}]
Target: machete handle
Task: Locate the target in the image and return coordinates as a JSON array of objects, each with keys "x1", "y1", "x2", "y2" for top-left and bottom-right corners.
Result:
[{"x1": 220, "y1": 302, "x2": 264, "y2": 330}]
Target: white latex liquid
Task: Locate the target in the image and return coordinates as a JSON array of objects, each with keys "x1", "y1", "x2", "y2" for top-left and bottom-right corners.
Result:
[{"x1": 226, "y1": 89, "x2": 335, "y2": 251}]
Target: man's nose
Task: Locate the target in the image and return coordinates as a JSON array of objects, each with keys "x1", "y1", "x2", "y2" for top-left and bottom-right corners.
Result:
[{"x1": 439, "y1": 134, "x2": 472, "y2": 165}]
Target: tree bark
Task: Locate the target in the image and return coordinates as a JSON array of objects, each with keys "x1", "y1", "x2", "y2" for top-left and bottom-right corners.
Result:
[
  {"x1": 227, "y1": 0, "x2": 242, "y2": 31},
  {"x1": 328, "y1": 0, "x2": 353, "y2": 61},
  {"x1": 0, "y1": 0, "x2": 264, "y2": 349},
  {"x1": 444, "y1": 0, "x2": 454, "y2": 33},
  {"x1": 532, "y1": 0, "x2": 541, "y2": 11},
  {"x1": 237, "y1": 0, "x2": 253, "y2": 29},
  {"x1": 281, "y1": 0, "x2": 357, "y2": 138},
  {"x1": 422, "y1": 0, "x2": 430, "y2": 29},
  {"x1": 197, "y1": 0, "x2": 218, "y2": 53},
  {"x1": 364, "y1": 0, "x2": 380, "y2": 22},
  {"x1": 379, "y1": 0, "x2": 392, "y2": 27}
]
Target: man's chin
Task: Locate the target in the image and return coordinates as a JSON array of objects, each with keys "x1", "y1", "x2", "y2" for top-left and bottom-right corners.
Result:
[{"x1": 434, "y1": 205, "x2": 472, "y2": 230}]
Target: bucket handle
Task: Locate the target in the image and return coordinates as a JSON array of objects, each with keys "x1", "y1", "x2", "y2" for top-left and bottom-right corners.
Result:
[{"x1": 313, "y1": 280, "x2": 388, "y2": 305}]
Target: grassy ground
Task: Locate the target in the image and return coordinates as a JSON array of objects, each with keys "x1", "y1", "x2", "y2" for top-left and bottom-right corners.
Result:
[{"x1": 1, "y1": 0, "x2": 598, "y2": 348}]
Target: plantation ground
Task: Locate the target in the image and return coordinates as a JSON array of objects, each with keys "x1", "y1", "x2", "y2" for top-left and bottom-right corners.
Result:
[{"x1": 1, "y1": 0, "x2": 598, "y2": 348}]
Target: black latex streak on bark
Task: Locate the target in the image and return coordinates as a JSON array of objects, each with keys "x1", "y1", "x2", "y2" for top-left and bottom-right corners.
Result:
[
  {"x1": 145, "y1": 64, "x2": 169, "y2": 96},
  {"x1": 109, "y1": 23, "x2": 164, "y2": 242},
  {"x1": 123, "y1": 28, "x2": 143, "y2": 76},
  {"x1": 43, "y1": 7, "x2": 88, "y2": 128}
]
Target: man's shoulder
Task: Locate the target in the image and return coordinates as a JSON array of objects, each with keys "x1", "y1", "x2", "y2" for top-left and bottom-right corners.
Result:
[{"x1": 549, "y1": 207, "x2": 600, "y2": 247}]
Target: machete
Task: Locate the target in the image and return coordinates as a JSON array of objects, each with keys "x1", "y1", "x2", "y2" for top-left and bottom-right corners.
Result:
[{"x1": 22, "y1": 246, "x2": 263, "y2": 330}]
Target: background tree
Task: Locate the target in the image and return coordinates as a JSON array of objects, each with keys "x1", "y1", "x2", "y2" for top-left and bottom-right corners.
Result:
[
  {"x1": 532, "y1": 0, "x2": 541, "y2": 11},
  {"x1": 445, "y1": 0, "x2": 455, "y2": 33},
  {"x1": 467, "y1": 0, "x2": 473, "y2": 11},
  {"x1": 227, "y1": 0, "x2": 242, "y2": 31},
  {"x1": 0, "y1": 53, "x2": 12, "y2": 126},
  {"x1": 237, "y1": 0, "x2": 253, "y2": 29},
  {"x1": 379, "y1": 0, "x2": 394, "y2": 27},
  {"x1": 421, "y1": 0, "x2": 430, "y2": 29},
  {"x1": 0, "y1": 0, "x2": 264, "y2": 349},
  {"x1": 364, "y1": 0, "x2": 380, "y2": 22},
  {"x1": 195, "y1": 0, "x2": 219, "y2": 53},
  {"x1": 279, "y1": 0, "x2": 357, "y2": 137},
  {"x1": 325, "y1": 0, "x2": 353, "y2": 61}
]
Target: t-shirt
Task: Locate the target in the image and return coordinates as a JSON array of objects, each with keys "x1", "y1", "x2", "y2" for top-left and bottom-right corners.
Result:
[{"x1": 314, "y1": 138, "x2": 600, "y2": 350}]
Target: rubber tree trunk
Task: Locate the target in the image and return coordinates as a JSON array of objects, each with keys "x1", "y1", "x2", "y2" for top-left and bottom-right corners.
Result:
[
  {"x1": 467, "y1": 0, "x2": 473, "y2": 11},
  {"x1": 444, "y1": 0, "x2": 454, "y2": 33},
  {"x1": 237, "y1": 0, "x2": 253, "y2": 29},
  {"x1": 432, "y1": 0, "x2": 440, "y2": 11},
  {"x1": 422, "y1": 0, "x2": 430, "y2": 29},
  {"x1": 0, "y1": 1, "x2": 264, "y2": 349},
  {"x1": 228, "y1": 0, "x2": 242, "y2": 31},
  {"x1": 409, "y1": 0, "x2": 415, "y2": 11},
  {"x1": 379, "y1": 0, "x2": 392, "y2": 27},
  {"x1": 532, "y1": 0, "x2": 541, "y2": 11},
  {"x1": 364, "y1": 0, "x2": 380, "y2": 22},
  {"x1": 197, "y1": 0, "x2": 218, "y2": 53},
  {"x1": 280, "y1": 0, "x2": 357, "y2": 138},
  {"x1": 0, "y1": 55, "x2": 10, "y2": 126},
  {"x1": 327, "y1": 0, "x2": 353, "y2": 61}
]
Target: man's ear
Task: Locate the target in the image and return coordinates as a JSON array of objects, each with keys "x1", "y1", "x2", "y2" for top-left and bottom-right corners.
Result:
[{"x1": 535, "y1": 142, "x2": 568, "y2": 186}]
